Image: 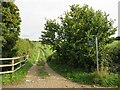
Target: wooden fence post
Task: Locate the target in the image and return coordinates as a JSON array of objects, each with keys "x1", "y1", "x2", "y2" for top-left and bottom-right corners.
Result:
[
  {"x1": 12, "y1": 59, "x2": 14, "y2": 72},
  {"x1": 20, "y1": 57, "x2": 22, "y2": 68},
  {"x1": 0, "y1": 55, "x2": 29, "y2": 74}
]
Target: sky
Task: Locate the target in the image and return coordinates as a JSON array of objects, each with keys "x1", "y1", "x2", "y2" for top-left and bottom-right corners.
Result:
[{"x1": 15, "y1": 0, "x2": 119, "y2": 41}]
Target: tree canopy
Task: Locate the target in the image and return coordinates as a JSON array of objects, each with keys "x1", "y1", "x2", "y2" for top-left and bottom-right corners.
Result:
[
  {"x1": 1, "y1": 2, "x2": 21, "y2": 57},
  {"x1": 41, "y1": 4, "x2": 117, "y2": 71}
]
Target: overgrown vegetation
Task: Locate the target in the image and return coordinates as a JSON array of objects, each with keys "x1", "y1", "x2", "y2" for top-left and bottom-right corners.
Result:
[
  {"x1": 0, "y1": 2, "x2": 40, "y2": 85},
  {"x1": 13, "y1": 38, "x2": 34, "y2": 56},
  {"x1": 1, "y1": 38, "x2": 35, "y2": 71},
  {"x1": 36, "y1": 42, "x2": 53, "y2": 59},
  {"x1": 41, "y1": 4, "x2": 119, "y2": 87},
  {"x1": 38, "y1": 67, "x2": 49, "y2": 79},
  {"x1": 36, "y1": 42, "x2": 51, "y2": 79},
  {"x1": 1, "y1": 42, "x2": 39, "y2": 85},
  {"x1": 105, "y1": 41, "x2": 120, "y2": 73},
  {"x1": 46, "y1": 40, "x2": 119, "y2": 87},
  {"x1": 37, "y1": 58, "x2": 49, "y2": 79},
  {"x1": 47, "y1": 58, "x2": 119, "y2": 87},
  {"x1": 41, "y1": 4, "x2": 117, "y2": 72},
  {"x1": 37, "y1": 59, "x2": 45, "y2": 66},
  {"x1": 1, "y1": 2, "x2": 21, "y2": 58}
]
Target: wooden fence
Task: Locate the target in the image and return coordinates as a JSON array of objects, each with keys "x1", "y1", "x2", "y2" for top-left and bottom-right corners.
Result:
[{"x1": 0, "y1": 55, "x2": 29, "y2": 74}]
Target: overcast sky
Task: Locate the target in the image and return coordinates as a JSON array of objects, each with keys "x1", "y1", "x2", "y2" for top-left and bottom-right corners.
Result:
[{"x1": 15, "y1": 0, "x2": 119, "y2": 41}]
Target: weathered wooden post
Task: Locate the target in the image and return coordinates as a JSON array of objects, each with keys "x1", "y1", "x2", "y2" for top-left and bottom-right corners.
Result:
[
  {"x1": 20, "y1": 57, "x2": 22, "y2": 68},
  {"x1": 12, "y1": 59, "x2": 14, "y2": 72}
]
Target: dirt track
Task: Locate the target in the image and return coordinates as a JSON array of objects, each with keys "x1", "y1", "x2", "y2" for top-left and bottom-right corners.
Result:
[{"x1": 3, "y1": 51, "x2": 94, "y2": 88}]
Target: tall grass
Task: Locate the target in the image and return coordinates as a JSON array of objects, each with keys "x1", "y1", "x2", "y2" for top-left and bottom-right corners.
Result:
[
  {"x1": 1, "y1": 42, "x2": 39, "y2": 85},
  {"x1": 45, "y1": 40, "x2": 119, "y2": 87},
  {"x1": 47, "y1": 59, "x2": 119, "y2": 87},
  {"x1": 35, "y1": 42, "x2": 53, "y2": 59},
  {"x1": 36, "y1": 42, "x2": 53, "y2": 78}
]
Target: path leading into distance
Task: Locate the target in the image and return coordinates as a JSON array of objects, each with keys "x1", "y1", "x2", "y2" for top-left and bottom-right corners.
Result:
[{"x1": 3, "y1": 51, "x2": 97, "y2": 88}]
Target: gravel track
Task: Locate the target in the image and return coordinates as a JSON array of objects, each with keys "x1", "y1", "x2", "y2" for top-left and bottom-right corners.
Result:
[{"x1": 3, "y1": 51, "x2": 96, "y2": 88}]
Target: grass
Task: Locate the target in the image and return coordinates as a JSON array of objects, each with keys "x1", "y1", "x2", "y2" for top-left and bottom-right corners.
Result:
[
  {"x1": 38, "y1": 67, "x2": 49, "y2": 79},
  {"x1": 47, "y1": 59, "x2": 119, "y2": 87},
  {"x1": 37, "y1": 59, "x2": 45, "y2": 66},
  {"x1": 1, "y1": 42, "x2": 52, "y2": 85},
  {"x1": 1, "y1": 44, "x2": 39, "y2": 85},
  {"x1": 2, "y1": 61, "x2": 33, "y2": 85},
  {"x1": 37, "y1": 56, "x2": 49, "y2": 79},
  {"x1": 36, "y1": 42, "x2": 53, "y2": 79},
  {"x1": 35, "y1": 42, "x2": 53, "y2": 59}
]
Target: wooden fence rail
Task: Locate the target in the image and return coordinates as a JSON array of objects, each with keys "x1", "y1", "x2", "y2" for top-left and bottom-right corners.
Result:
[{"x1": 0, "y1": 55, "x2": 29, "y2": 74}]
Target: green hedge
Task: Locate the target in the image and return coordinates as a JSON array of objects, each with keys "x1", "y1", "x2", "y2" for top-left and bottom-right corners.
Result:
[
  {"x1": 105, "y1": 41, "x2": 120, "y2": 73},
  {"x1": 1, "y1": 49, "x2": 38, "y2": 85},
  {"x1": 1, "y1": 42, "x2": 39, "y2": 85},
  {"x1": 47, "y1": 58, "x2": 118, "y2": 87},
  {"x1": 13, "y1": 39, "x2": 34, "y2": 56}
]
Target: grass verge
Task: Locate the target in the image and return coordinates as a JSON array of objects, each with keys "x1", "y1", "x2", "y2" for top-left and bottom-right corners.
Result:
[
  {"x1": 37, "y1": 59, "x2": 45, "y2": 66},
  {"x1": 37, "y1": 56, "x2": 49, "y2": 79},
  {"x1": 1, "y1": 49, "x2": 38, "y2": 85},
  {"x1": 47, "y1": 59, "x2": 119, "y2": 87},
  {"x1": 38, "y1": 67, "x2": 49, "y2": 79}
]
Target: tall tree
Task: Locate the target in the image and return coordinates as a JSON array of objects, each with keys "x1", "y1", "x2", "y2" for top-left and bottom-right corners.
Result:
[
  {"x1": 41, "y1": 4, "x2": 117, "y2": 71},
  {"x1": 0, "y1": 1, "x2": 2, "y2": 58},
  {"x1": 1, "y1": 2, "x2": 21, "y2": 57}
]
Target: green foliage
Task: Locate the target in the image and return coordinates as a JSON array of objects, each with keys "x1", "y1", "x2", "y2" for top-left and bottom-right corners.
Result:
[
  {"x1": 36, "y1": 42, "x2": 53, "y2": 59},
  {"x1": 38, "y1": 67, "x2": 49, "y2": 79},
  {"x1": 105, "y1": 41, "x2": 120, "y2": 73},
  {"x1": 92, "y1": 72, "x2": 118, "y2": 87},
  {"x1": 1, "y1": 46, "x2": 38, "y2": 85},
  {"x1": 41, "y1": 4, "x2": 117, "y2": 71},
  {"x1": 37, "y1": 47, "x2": 49, "y2": 78},
  {"x1": 13, "y1": 38, "x2": 34, "y2": 56},
  {"x1": 47, "y1": 58, "x2": 118, "y2": 87},
  {"x1": 37, "y1": 58, "x2": 45, "y2": 66},
  {"x1": 35, "y1": 42, "x2": 52, "y2": 78},
  {"x1": 1, "y1": 2, "x2": 21, "y2": 57}
]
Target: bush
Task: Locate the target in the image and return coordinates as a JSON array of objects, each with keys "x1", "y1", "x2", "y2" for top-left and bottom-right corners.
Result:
[
  {"x1": 1, "y1": 43, "x2": 38, "y2": 85},
  {"x1": 13, "y1": 38, "x2": 34, "y2": 56},
  {"x1": 41, "y1": 4, "x2": 117, "y2": 71},
  {"x1": 92, "y1": 72, "x2": 118, "y2": 87},
  {"x1": 47, "y1": 57, "x2": 118, "y2": 87},
  {"x1": 2, "y1": 2, "x2": 21, "y2": 58},
  {"x1": 105, "y1": 41, "x2": 120, "y2": 73}
]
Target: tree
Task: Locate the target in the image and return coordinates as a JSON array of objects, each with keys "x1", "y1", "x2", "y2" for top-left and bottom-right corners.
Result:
[
  {"x1": 13, "y1": 38, "x2": 34, "y2": 56},
  {"x1": 41, "y1": 4, "x2": 117, "y2": 71},
  {"x1": 1, "y1": 2, "x2": 21, "y2": 57},
  {"x1": 0, "y1": 2, "x2": 2, "y2": 58}
]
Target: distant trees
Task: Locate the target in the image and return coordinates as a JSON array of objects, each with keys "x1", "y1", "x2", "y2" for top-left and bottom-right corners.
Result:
[
  {"x1": 1, "y1": 2, "x2": 21, "y2": 57},
  {"x1": 41, "y1": 4, "x2": 117, "y2": 71},
  {"x1": 0, "y1": 2, "x2": 2, "y2": 58},
  {"x1": 13, "y1": 38, "x2": 34, "y2": 56}
]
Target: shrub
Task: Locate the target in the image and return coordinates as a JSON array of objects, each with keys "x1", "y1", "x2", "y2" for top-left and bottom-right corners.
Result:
[
  {"x1": 105, "y1": 41, "x2": 120, "y2": 73},
  {"x1": 2, "y1": 2, "x2": 21, "y2": 58},
  {"x1": 92, "y1": 72, "x2": 118, "y2": 87},
  {"x1": 1, "y1": 44, "x2": 38, "y2": 85},
  {"x1": 47, "y1": 57, "x2": 118, "y2": 87},
  {"x1": 41, "y1": 4, "x2": 117, "y2": 71},
  {"x1": 13, "y1": 38, "x2": 34, "y2": 56}
]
